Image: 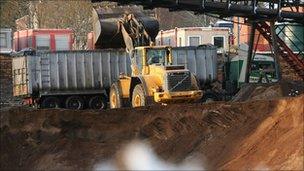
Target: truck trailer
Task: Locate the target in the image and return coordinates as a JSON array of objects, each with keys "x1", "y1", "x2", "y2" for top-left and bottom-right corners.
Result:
[{"x1": 12, "y1": 45, "x2": 217, "y2": 109}]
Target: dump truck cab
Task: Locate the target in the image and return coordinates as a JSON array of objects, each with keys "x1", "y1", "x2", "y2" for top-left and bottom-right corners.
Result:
[{"x1": 109, "y1": 46, "x2": 203, "y2": 108}]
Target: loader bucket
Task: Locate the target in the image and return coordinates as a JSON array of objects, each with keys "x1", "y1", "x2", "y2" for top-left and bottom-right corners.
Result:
[{"x1": 92, "y1": 6, "x2": 159, "y2": 49}]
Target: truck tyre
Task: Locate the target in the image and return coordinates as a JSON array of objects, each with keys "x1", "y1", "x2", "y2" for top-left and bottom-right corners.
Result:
[
  {"x1": 132, "y1": 84, "x2": 146, "y2": 108},
  {"x1": 110, "y1": 82, "x2": 123, "y2": 109},
  {"x1": 89, "y1": 96, "x2": 107, "y2": 110},
  {"x1": 41, "y1": 97, "x2": 60, "y2": 109},
  {"x1": 65, "y1": 96, "x2": 84, "y2": 110}
]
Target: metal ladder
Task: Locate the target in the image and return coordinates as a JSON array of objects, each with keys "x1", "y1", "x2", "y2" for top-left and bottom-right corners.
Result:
[{"x1": 256, "y1": 21, "x2": 304, "y2": 79}]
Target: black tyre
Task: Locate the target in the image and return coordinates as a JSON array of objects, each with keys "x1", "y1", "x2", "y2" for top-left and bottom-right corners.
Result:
[
  {"x1": 109, "y1": 82, "x2": 123, "y2": 109},
  {"x1": 202, "y1": 92, "x2": 218, "y2": 103},
  {"x1": 65, "y1": 96, "x2": 84, "y2": 110},
  {"x1": 89, "y1": 96, "x2": 107, "y2": 110},
  {"x1": 132, "y1": 84, "x2": 146, "y2": 108},
  {"x1": 41, "y1": 97, "x2": 60, "y2": 109}
]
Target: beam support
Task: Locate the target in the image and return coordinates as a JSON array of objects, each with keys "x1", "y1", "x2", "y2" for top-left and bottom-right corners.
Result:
[
  {"x1": 270, "y1": 21, "x2": 282, "y2": 80},
  {"x1": 245, "y1": 22, "x2": 256, "y2": 83}
]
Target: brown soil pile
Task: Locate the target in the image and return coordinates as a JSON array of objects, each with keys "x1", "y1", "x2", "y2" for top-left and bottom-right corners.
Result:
[
  {"x1": 279, "y1": 56, "x2": 303, "y2": 81},
  {"x1": 233, "y1": 80, "x2": 304, "y2": 101},
  {"x1": 1, "y1": 95, "x2": 303, "y2": 170}
]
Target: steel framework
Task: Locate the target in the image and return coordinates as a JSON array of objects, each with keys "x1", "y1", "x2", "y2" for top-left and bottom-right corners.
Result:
[{"x1": 92, "y1": 0, "x2": 304, "y2": 23}]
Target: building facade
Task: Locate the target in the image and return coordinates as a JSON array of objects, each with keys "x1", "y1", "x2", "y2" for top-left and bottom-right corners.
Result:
[
  {"x1": 14, "y1": 29, "x2": 74, "y2": 52},
  {"x1": 156, "y1": 27, "x2": 230, "y2": 53}
]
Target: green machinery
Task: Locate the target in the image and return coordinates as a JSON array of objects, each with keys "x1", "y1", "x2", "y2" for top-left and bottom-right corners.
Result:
[{"x1": 223, "y1": 44, "x2": 279, "y2": 95}]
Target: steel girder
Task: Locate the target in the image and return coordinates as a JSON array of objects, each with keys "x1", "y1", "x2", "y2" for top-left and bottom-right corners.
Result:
[{"x1": 92, "y1": 0, "x2": 304, "y2": 24}]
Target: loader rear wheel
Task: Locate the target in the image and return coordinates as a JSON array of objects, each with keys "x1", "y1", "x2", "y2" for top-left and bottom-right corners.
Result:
[
  {"x1": 41, "y1": 97, "x2": 60, "y2": 109},
  {"x1": 132, "y1": 84, "x2": 146, "y2": 108},
  {"x1": 65, "y1": 96, "x2": 84, "y2": 110},
  {"x1": 89, "y1": 96, "x2": 107, "y2": 110},
  {"x1": 110, "y1": 82, "x2": 123, "y2": 109}
]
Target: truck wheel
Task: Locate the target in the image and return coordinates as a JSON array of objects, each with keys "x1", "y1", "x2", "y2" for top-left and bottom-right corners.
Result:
[
  {"x1": 89, "y1": 96, "x2": 107, "y2": 110},
  {"x1": 110, "y1": 82, "x2": 123, "y2": 109},
  {"x1": 41, "y1": 97, "x2": 60, "y2": 109},
  {"x1": 65, "y1": 96, "x2": 84, "y2": 110},
  {"x1": 132, "y1": 84, "x2": 146, "y2": 108}
]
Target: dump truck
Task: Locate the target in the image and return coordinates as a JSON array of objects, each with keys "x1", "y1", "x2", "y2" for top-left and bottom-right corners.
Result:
[
  {"x1": 11, "y1": 6, "x2": 278, "y2": 109},
  {"x1": 12, "y1": 46, "x2": 217, "y2": 109},
  {"x1": 11, "y1": 6, "x2": 218, "y2": 109}
]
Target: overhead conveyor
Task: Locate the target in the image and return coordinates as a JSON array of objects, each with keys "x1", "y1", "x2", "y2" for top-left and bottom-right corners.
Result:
[{"x1": 92, "y1": 0, "x2": 304, "y2": 24}]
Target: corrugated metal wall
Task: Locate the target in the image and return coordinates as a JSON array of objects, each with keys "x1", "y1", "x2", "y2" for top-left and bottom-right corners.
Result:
[
  {"x1": 172, "y1": 46, "x2": 217, "y2": 83},
  {"x1": 29, "y1": 50, "x2": 131, "y2": 93}
]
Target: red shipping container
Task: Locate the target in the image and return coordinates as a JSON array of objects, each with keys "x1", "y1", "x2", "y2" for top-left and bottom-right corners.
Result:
[
  {"x1": 86, "y1": 31, "x2": 94, "y2": 50},
  {"x1": 13, "y1": 29, "x2": 74, "y2": 52}
]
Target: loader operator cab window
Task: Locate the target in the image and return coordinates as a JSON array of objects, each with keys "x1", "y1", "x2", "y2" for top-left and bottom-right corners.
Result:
[{"x1": 147, "y1": 49, "x2": 169, "y2": 66}]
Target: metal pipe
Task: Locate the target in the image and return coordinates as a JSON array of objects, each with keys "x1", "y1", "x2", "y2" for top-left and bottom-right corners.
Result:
[
  {"x1": 245, "y1": 22, "x2": 256, "y2": 83},
  {"x1": 270, "y1": 21, "x2": 282, "y2": 80},
  {"x1": 93, "y1": 0, "x2": 304, "y2": 24}
]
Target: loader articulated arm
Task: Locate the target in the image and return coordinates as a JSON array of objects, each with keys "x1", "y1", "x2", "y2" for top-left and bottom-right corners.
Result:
[
  {"x1": 92, "y1": 6, "x2": 159, "y2": 50},
  {"x1": 118, "y1": 13, "x2": 153, "y2": 53},
  {"x1": 117, "y1": 13, "x2": 157, "y2": 76},
  {"x1": 92, "y1": 6, "x2": 159, "y2": 75}
]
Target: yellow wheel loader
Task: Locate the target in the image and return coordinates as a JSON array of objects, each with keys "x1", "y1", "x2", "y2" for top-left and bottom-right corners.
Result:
[{"x1": 109, "y1": 46, "x2": 203, "y2": 108}]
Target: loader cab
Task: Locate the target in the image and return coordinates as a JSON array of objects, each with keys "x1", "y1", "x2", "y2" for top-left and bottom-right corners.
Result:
[
  {"x1": 134, "y1": 46, "x2": 173, "y2": 75},
  {"x1": 146, "y1": 48, "x2": 172, "y2": 66}
]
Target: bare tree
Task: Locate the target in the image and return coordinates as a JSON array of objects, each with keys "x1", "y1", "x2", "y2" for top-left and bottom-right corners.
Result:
[
  {"x1": 32, "y1": 0, "x2": 93, "y2": 49},
  {"x1": 155, "y1": 8, "x2": 218, "y2": 30},
  {"x1": 0, "y1": 0, "x2": 30, "y2": 30}
]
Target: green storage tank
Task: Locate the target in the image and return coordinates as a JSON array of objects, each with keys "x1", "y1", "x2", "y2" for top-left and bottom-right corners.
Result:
[{"x1": 276, "y1": 23, "x2": 304, "y2": 53}]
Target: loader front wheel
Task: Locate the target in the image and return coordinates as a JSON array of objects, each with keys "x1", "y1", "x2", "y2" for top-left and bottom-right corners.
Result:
[
  {"x1": 110, "y1": 82, "x2": 123, "y2": 109},
  {"x1": 132, "y1": 84, "x2": 146, "y2": 108}
]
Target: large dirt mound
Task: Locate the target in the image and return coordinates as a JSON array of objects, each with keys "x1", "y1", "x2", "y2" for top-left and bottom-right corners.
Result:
[{"x1": 1, "y1": 95, "x2": 303, "y2": 170}]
